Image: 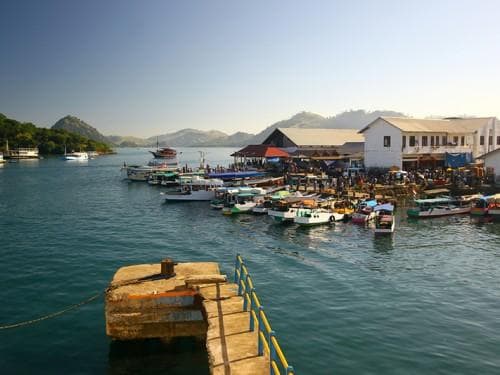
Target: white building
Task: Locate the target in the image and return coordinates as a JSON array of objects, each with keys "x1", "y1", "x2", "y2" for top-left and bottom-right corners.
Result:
[
  {"x1": 359, "y1": 117, "x2": 500, "y2": 170},
  {"x1": 479, "y1": 148, "x2": 500, "y2": 184}
]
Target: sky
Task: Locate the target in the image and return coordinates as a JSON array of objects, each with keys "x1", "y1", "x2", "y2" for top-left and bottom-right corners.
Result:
[{"x1": 2, "y1": 0, "x2": 500, "y2": 137}]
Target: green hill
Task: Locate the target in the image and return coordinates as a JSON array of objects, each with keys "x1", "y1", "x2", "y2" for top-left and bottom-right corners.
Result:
[
  {"x1": 0, "y1": 113, "x2": 113, "y2": 154},
  {"x1": 52, "y1": 115, "x2": 111, "y2": 144}
]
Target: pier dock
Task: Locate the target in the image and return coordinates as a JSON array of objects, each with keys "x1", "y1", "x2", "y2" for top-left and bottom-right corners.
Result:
[{"x1": 105, "y1": 256, "x2": 293, "y2": 374}]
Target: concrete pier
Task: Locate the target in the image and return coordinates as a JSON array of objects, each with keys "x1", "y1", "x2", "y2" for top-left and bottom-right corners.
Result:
[{"x1": 105, "y1": 260, "x2": 269, "y2": 374}]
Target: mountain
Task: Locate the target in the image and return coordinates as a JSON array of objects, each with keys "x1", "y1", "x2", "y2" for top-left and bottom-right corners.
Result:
[
  {"x1": 106, "y1": 135, "x2": 151, "y2": 147},
  {"x1": 249, "y1": 110, "x2": 406, "y2": 144},
  {"x1": 52, "y1": 115, "x2": 111, "y2": 144},
  {"x1": 50, "y1": 109, "x2": 407, "y2": 148}
]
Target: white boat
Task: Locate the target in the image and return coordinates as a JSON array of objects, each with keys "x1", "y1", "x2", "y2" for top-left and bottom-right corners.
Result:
[
  {"x1": 0, "y1": 152, "x2": 5, "y2": 164},
  {"x1": 163, "y1": 176, "x2": 224, "y2": 201},
  {"x1": 294, "y1": 208, "x2": 336, "y2": 226},
  {"x1": 407, "y1": 197, "x2": 471, "y2": 218},
  {"x1": 63, "y1": 152, "x2": 88, "y2": 161},
  {"x1": 5, "y1": 147, "x2": 39, "y2": 159},
  {"x1": 124, "y1": 159, "x2": 178, "y2": 181},
  {"x1": 221, "y1": 187, "x2": 266, "y2": 215},
  {"x1": 374, "y1": 204, "x2": 395, "y2": 234}
]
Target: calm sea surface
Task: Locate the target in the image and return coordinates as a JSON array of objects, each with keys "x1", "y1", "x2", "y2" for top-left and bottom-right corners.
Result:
[{"x1": 1, "y1": 147, "x2": 500, "y2": 375}]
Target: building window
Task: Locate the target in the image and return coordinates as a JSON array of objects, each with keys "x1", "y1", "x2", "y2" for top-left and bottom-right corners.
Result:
[
  {"x1": 461, "y1": 136, "x2": 465, "y2": 146},
  {"x1": 489, "y1": 136, "x2": 493, "y2": 145},
  {"x1": 430, "y1": 136, "x2": 435, "y2": 146},
  {"x1": 422, "y1": 136, "x2": 428, "y2": 146},
  {"x1": 383, "y1": 136, "x2": 391, "y2": 147},
  {"x1": 442, "y1": 136, "x2": 447, "y2": 145},
  {"x1": 402, "y1": 135, "x2": 406, "y2": 148},
  {"x1": 436, "y1": 136, "x2": 440, "y2": 146},
  {"x1": 453, "y1": 136, "x2": 458, "y2": 145},
  {"x1": 480, "y1": 136, "x2": 484, "y2": 145},
  {"x1": 409, "y1": 136, "x2": 416, "y2": 147},
  {"x1": 497, "y1": 136, "x2": 500, "y2": 145}
]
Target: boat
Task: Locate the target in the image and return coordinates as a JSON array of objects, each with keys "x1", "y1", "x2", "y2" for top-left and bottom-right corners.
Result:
[
  {"x1": 163, "y1": 176, "x2": 224, "y2": 201},
  {"x1": 488, "y1": 195, "x2": 500, "y2": 220},
  {"x1": 150, "y1": 138, "x2": 177, "y2": 159},
  {"x1": 470, "y1": 196, "x2": 490, "y2": 216},
  {"x1": 150, "y1": 147, "x2": 177, "y2": 159},
  {"x1": 332, "y1": 200, "x2": 355, "y2": 222},
  {"x1": 268, "y1": 196, "x2": 317, "y2": 223},
  {"x1": 63, "y1": 151, "x2": 88, "y2": 161},
  {"x1": 407, "y1": 196, "x2": 472, "y2": 218},
  {"x1": 210, "y1": 187, "x2": 233, "y2": 209},
  {"x1": 294, "y1": 208, "x2": 337, "y2": 226},
  {"x1": 374, "y1": 203, "x2": 395, "y2": 234},
  {"x1": 221, "y1": 187, "x2": 267, "y2": 215},
  {"x1": 148, "y1": 171, "x2": 179, "y2": 186},
  {"x1": 5, "y1": 147, "x2": 39, "y2": 159},
  {"x1": 252, "y1": 190, "x2": 287, "y2": 214},
  {"x1": 0, "y1": 152, "x2": 5, "y2": 164},
  {"x1": 124, "y1": 159, "x2": 178, "y2": 181},
  {"x1": 351, "y1": 199, "x2": 378, "y2": 224}
]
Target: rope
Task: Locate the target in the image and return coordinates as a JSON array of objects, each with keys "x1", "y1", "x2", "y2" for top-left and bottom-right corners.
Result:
[{"x1": 0, "y1": 291, "x2": 102, "y2": 330}]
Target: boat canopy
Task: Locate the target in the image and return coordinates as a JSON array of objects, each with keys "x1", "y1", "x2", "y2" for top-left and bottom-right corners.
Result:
[
  {"x1": 364, "y1": 200, "x2": 378, "y2": 207},
  {"x1": 374, "y1": 203, "x2": 394, "y2": 212},
  {"x1": 208, "y1": 171, "x2": 266, "y2": 180}
]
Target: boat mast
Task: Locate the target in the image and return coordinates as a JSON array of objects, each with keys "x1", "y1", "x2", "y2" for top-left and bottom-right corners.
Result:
[{"x1": 199, "y1": 151, "x2": 205, "y2": 170}]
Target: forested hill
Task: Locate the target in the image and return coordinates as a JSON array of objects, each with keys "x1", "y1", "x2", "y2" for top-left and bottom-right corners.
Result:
[
  {"x1": 52, "y1": 115, "x2": 110, "y2": 144},
  {"x1": 0, "y1": 113, "x2": 113, "y2": 154}
]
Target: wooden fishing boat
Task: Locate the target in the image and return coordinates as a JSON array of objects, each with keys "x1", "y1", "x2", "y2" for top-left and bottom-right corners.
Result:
[{"x1": 488, "y1": 195, "x2": 500, "y2": 220}]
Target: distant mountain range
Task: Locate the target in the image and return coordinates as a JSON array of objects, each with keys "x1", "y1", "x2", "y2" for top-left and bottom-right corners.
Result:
[{"x1": 51, "y1": 110, "x2": 406, "y2": 148}]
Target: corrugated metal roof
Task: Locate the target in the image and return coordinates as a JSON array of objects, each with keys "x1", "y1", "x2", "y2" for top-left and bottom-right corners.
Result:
[
  {"x1": 360, "y1": 116, "x2": 494, "y2": 133},
  {"x1": 277, "y1": 128, "x2": 364, "y2": 146}
]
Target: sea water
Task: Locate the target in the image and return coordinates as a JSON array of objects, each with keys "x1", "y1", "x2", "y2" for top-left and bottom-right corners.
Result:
[{"x1": 1, "y1": 148, "x2": 499, "y2": 374}]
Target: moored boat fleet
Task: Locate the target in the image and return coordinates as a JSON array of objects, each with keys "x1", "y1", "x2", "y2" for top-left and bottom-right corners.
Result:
[{"x1": 124, "y1": 146, "x2": 500, "y2": 232}]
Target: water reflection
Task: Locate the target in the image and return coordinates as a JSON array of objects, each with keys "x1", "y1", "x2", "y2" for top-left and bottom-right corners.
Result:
[{"x1": 108, "y1": 337, "x2": 209, "y2": 375}]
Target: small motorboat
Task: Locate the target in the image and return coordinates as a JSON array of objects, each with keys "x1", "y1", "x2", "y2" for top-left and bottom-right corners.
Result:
[{"x1": 374, "y1": 203, "x2": 395, "y2": 234}]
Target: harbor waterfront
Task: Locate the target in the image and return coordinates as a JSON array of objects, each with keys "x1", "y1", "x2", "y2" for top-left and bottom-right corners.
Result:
[{"x1": 1, "y1": 148, "x2": 500, "y2": 374}]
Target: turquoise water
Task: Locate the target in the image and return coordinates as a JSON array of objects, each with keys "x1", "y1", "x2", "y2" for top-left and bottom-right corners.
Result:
[{"x1": 1, "y1": 148, "x2": 500, "y2": 374}]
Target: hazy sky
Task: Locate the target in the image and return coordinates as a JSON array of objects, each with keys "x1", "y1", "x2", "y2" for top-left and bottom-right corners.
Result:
[{"x1": 2, "y1": 0, "x2": 500, "y2": 137}]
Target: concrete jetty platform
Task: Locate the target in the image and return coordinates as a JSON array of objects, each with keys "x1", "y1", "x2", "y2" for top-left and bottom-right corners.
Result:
[{"x1": 105, "y1": 259, "x2": 270, "y2": 374}]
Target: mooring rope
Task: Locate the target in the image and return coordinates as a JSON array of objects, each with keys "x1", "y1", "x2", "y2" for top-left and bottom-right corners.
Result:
[{"x1": 0, "y1": 291, "x2": 103, "y2": 330}]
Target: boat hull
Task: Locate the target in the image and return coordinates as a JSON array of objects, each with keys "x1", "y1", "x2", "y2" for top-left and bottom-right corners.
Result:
[
  {"x1": 164, "y1": 191, "x2": 215, "y2": 201},
  {"x1": 407, "y1": 206, "x2": 471, "y2": 218}
]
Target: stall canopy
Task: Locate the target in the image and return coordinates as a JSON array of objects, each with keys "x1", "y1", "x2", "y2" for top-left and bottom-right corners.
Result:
[{"x1": 231, "y1": 145, "x2": 290, "y2": 158}]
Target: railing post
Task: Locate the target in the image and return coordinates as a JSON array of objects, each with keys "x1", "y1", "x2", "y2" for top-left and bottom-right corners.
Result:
[
  {"x1": 258, "y1": 306, "x2": 264, "y2": 356},
  {"x1": 249, "y1": 288, "x2": 255, "y2": 331},
  {"x1": 243, "y1": 276, "x2": 249, "y2": 311},
  {"x1": 234, "y1": 254, "x2": 240, "y2": 283},
  {"x1": 286, "y1": 366, "x2": 294, "y2": 374},
  {"x1": 237, "y1": 260, "x2": 244, "y2": 296},
  {"x1": 269, "y1": 330, "x2": 276, "y2": 375}
]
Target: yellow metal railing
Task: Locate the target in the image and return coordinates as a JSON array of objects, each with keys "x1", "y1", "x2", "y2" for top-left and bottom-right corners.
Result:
[{"x1": 234, "y1": 254, "x2": 295, "y2": 375}]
